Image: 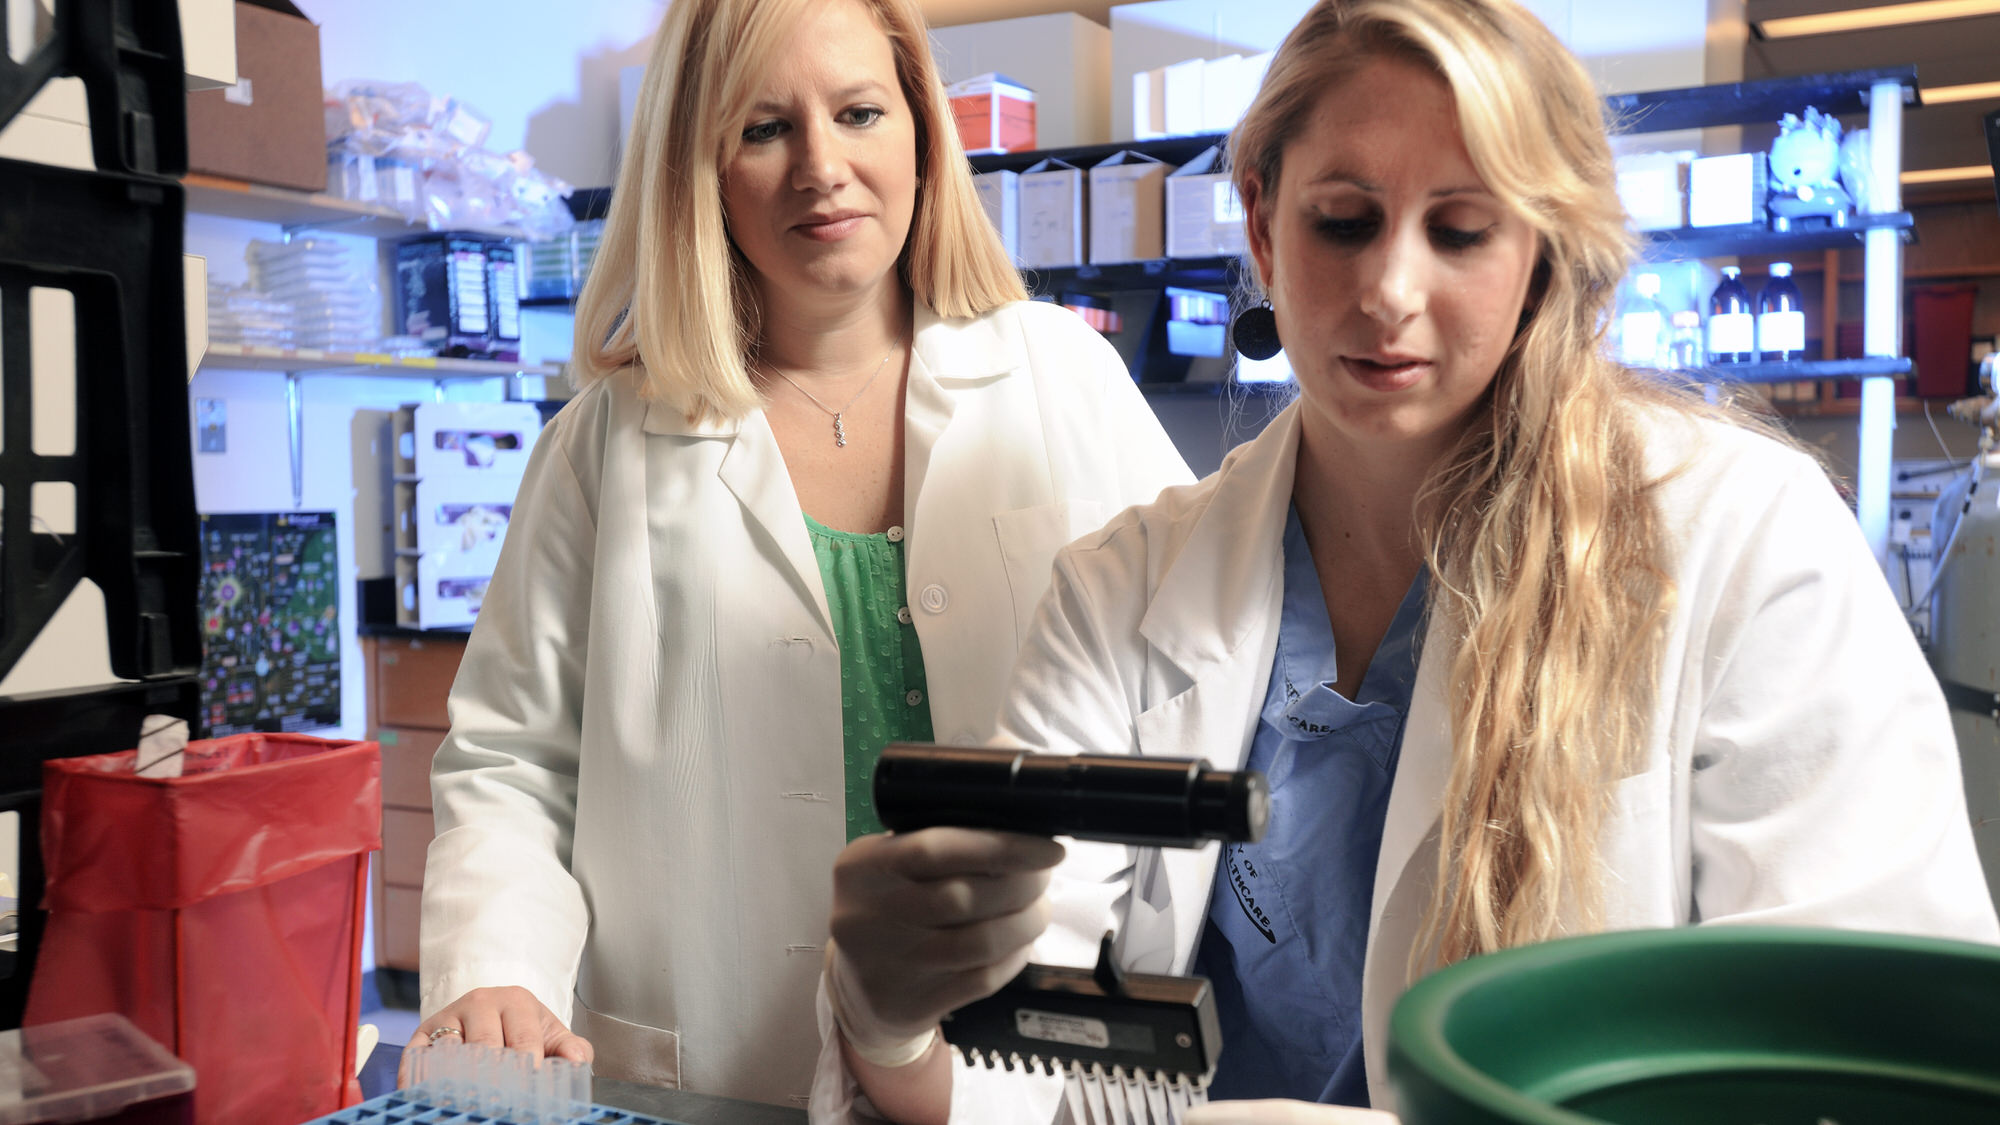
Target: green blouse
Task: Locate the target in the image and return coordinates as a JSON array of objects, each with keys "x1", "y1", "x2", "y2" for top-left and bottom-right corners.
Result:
[{"x1": 804, "y1": 514, "x2": 936, "y2": 840}]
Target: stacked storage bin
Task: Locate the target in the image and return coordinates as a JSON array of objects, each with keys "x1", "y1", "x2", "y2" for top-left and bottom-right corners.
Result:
[
  {"x1": 391, "y1": 402, "x2": 542, "y2": 629},
  {"x1": 245, "y1": 237, "x2": 382, "y2": 353}
]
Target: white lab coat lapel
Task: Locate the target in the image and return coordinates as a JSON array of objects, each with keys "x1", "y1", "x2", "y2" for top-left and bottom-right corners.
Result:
[
  {"x1": 1130, "y1": 403, "x2": 1301, "y2": 972},
  {"x1": 901, "y1": 303, "x2": 1023, "y2": 595},
  {"x1": 644, "y1": 397, "x2": 834, "y2": 643},
  {"x1": 1358, "y1": 613, "x2": 1455, "y2": 1105}
]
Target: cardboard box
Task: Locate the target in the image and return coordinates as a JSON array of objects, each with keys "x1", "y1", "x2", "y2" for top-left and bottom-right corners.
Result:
[
  {"x1": 393, "y1": 481, "x2": 419, "y2": 553},
  {"x1": 1089, "y1": 151, "x2": 1172, "y2": 264},
  {"x1": 1166, "y1": 145, "x2": 1248, "y2": 259},
  {"x1": 394, "y1": 555, "x2": 421, "y2": 629},
  {"x1": 1019, "y1": 158, "x2": 1087, "y2": 268},
  {"x1": 411, "y1": 402, "x2": 542, "y2": 481},
  {"x1": 1689, "y1": 153, "x2": 1767, "y2": 228},
  {"x1": 929, "y1": 13, "x2": 1110, "y2": 148},
  {"x1": 948, "y1": 73, "x2": 1036, "y2": 156},
  {"x1": 392, "y1": 404, "x2": 419, "y2": 480},
  {"x1": 974, "y1": 171, "x2": 1021, "y2": 263},
  {"x1": 185, "y1": 1, "x2": 325, "y2": 192},
  {"x1": 1616, "y1": 150, "x2": 1694, "y2": 231}
]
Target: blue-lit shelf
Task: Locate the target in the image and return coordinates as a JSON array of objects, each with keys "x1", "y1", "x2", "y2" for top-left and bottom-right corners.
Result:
[
  {"x1": 1605, "y1": 67, "x2": 1918, "y2": 134},
  {"x1": 1641, "y1": 213, "x2": 1914, "y2": 261},
  {"x1": 1675, "y1": 357, "x2": 1912, "y2": 385}
]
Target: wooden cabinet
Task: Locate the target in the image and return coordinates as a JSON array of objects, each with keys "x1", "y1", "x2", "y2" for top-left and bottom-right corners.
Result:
[{"x1": 363, "y1": 633, "x2": 467, "y2": 973}]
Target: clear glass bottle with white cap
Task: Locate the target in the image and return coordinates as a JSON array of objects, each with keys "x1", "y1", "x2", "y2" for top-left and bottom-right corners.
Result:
[{"x1": 1617, "y1": 272, "x2": 1672, "y2": 367}]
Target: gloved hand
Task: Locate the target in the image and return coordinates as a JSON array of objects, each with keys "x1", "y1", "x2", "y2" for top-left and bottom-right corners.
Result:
[
  {"x1": 1187, "y1": 1101, "x2": 1400, "y2": 1125},
  {"x1": 827, "y1": 827, "x2": 1066, "y2": 1066}
]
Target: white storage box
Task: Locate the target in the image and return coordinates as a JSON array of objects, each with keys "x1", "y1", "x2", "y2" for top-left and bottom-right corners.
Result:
[
  {"x1": 413, "y1": 551, "x2": 498, "y2": 630},
  {"x1": 395, "y1": 477, "x2": 519, "y2": 629},
  {"x1": 1166, "y1": 146, "x2": 1247, "y2": 259},
  {"x1": 974, "y1": 170, "x2": 1021, "y2": 263},
  {"x1": 1089, "y1": 151, "x2": 1173, "y2": 264},
  {"x1": 1688, "y1": 152, "x2": 1766, "y2": 228},
  {"x1": 412, "y1": 401, "x2": 542, "y2": 481},
  {"x1": 1019, "y1": 158, "x2": 1087, "y2": 268},
  {"x1": 1163, "y1": 57, "x2": 1205, "y2": 137},
  {"x1": 410, "y1": 478, "x2": 519, "y2": 563}
]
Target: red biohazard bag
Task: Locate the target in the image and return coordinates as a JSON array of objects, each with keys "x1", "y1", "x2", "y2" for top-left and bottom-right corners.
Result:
[{"x1": 25, "y1": 733, "x2": 382, "y2": 1125}]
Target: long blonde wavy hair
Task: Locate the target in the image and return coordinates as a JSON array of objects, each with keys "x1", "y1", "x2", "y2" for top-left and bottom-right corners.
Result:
[
  {"x1": 1232, "y1": 0, "x2": 1696, "y2": 967},
  {"x1": 571, "y1": 0, "x2": 1026, "y2": 423}
]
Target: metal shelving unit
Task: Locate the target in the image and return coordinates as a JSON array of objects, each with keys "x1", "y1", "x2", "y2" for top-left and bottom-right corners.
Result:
[
  {"x1": 1641, "y1": 212, "x2": 1913, "y2": 261},
  {"x1": 182, "y1": 172, "x2": 528, "y2": 241},
  {"x1": 1620, "y1": 67, "x2": 1917, "y2": 563},
  {"x1": 962, "y1": 70, "x2": 1919, "y2": 478},
  {"x1": 197, "y1": 346, "x2": 566, "y2": 509},
  {"x1": 1026, "y1": 256, "x2": 1241, "y2": 294},
  {"x1": 1690, "y1": 357, "x2": 1912, "y2": 383}
]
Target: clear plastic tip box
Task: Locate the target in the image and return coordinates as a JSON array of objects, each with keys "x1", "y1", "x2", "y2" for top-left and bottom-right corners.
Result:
[
  {"x1": 302, "y1": 1042, "x2": 673, "y2": 1125},
  {"x1": 0, "y1": 1013, "x2": 194, "y2": 1125}
]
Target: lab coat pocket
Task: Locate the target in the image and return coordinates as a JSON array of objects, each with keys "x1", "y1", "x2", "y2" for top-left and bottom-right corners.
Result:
[
  {"x1": 994, "y1": 501, "x2": 1109, "y2": 644},
  {"x1": 1600, "y1": 767, "x2": 1676, "y2": 929},
  {"x1": 571, "y1": 993, "x2": 681, "y2": 1089}
]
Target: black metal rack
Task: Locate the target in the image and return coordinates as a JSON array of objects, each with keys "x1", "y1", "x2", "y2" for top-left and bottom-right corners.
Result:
[
  {"x1": 1602, "y1": 67, "x2": 1919, "y2": 134},
  {"x1": 0, "y1": 0, "x2": 199, "y2": 1027}
]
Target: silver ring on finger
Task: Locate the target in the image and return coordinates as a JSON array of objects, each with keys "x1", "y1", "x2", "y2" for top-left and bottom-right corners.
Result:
[{"x1": 428, "y1": 1026, "x2": 465, "y2": 1043}]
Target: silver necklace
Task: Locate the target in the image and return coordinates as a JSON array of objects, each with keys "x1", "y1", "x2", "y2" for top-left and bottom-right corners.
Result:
[{"x1": 764, "y1": 343, "x2": 900, "y2": 448}]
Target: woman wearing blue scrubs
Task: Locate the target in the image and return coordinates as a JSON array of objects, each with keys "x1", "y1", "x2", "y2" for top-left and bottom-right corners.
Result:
[{"x1": 812, "y1": 1, "x2": 2000, "y2": 1122}]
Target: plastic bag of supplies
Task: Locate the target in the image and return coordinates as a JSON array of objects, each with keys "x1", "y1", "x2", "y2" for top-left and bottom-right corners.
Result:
[{"x1": 24, "y1": 733, "x2": 382, "y2": 1125}]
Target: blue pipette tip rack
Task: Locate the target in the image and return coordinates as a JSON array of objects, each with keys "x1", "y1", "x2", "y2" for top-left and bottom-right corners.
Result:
[{"x1": 302, "y1": 1090, "x2": 676, "y2": 1124}]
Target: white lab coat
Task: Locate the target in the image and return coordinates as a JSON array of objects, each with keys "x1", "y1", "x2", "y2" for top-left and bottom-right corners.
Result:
[
  {"x1": 422, "y1": 300, "x2": 1194, "y2": 1107},
  {"x1": 810, "y1": 397, "x2": 1999, "y2": 1124}
]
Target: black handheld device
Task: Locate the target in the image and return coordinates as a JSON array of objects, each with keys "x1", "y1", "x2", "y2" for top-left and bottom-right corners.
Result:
[
  {"x1": 869, "y1": 743, "x2": 1269, "y2": 1107},
  {"x1": 872, "y1": 743, "x2": 1269, "y2": 848}
]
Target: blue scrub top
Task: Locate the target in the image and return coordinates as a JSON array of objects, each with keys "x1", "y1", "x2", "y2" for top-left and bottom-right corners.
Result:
[{"x1": 1192, "y1": 505, "x2": 1428, "y2": 1107}]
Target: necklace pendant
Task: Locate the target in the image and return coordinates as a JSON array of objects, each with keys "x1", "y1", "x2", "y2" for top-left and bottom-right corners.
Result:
[{"x1": 833, "y1": 412, "x2": 846, "y2": 448}]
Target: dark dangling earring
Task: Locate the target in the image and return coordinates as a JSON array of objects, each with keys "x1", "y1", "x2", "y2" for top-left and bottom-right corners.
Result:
[{"x1": 1231, "y1": 300, "x2": 1283, "y2": 361}]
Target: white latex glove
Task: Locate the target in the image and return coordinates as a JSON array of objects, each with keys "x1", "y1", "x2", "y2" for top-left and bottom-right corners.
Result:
[
  {"x1": 1187, "y1": 1101, "x2": 1400, "y2": 1125},
  {"x1": 827, "y1": 827, "x2": 1066, "y2": 1066}
]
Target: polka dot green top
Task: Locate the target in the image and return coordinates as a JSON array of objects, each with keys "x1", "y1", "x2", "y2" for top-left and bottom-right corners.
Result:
[{"x1": 804, "y1": 514, "x2": 935, "y2": 840}]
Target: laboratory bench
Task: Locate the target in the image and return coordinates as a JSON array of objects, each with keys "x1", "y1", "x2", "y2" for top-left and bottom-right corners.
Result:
[{"x1": 595, "y1": 1079, "x2": 808, "y2": 1125}]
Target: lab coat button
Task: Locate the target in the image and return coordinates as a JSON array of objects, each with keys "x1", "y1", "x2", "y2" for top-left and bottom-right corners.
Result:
[
  {"x1": 905, "y1": 689, "x2": 925, "y2": 707},
  {"x1": 896, "y1": 606, "x2": 913, "y2": 625},
  {"x1": 919, "y1": 584, "x2": 948, "y2": 613},
  {"x1": 886, "y1": 526, "x2": 905, "y2": 543}
]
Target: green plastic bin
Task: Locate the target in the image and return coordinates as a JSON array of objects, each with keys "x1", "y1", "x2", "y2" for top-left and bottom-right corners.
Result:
[{"x1": 1387, "y1": 926, "x2": 2000, "y2": 1124}]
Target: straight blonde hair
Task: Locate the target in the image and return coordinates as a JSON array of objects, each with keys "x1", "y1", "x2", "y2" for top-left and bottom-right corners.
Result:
[
  {"x1": 1233, "y1": 0, "x2": 1698, "y2": 968},
  {"x1": 571, "y1": 0, "x2": 1027, "y2": 423}
]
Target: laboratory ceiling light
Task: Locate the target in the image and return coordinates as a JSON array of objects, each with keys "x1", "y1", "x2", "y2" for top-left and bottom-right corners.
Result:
[
  {"x1": 1922, "y1": 80, "x2": 2000, "y2": 104},
  {"x1": 1754, "y1": 0, "x2": 2000, "y2": 39},
  {"x1": 1899, "y1": 164, "x2": 1996, "y2": 184}
]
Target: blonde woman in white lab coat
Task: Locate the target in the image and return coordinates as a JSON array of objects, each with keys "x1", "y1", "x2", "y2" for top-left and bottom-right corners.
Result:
[
  {"x1": 816, "y1": 2, "x2": 1999, "y2": 1123},
  {"x1": 409, "y1": 0, "x2": 1191, "y2": 1106}
]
